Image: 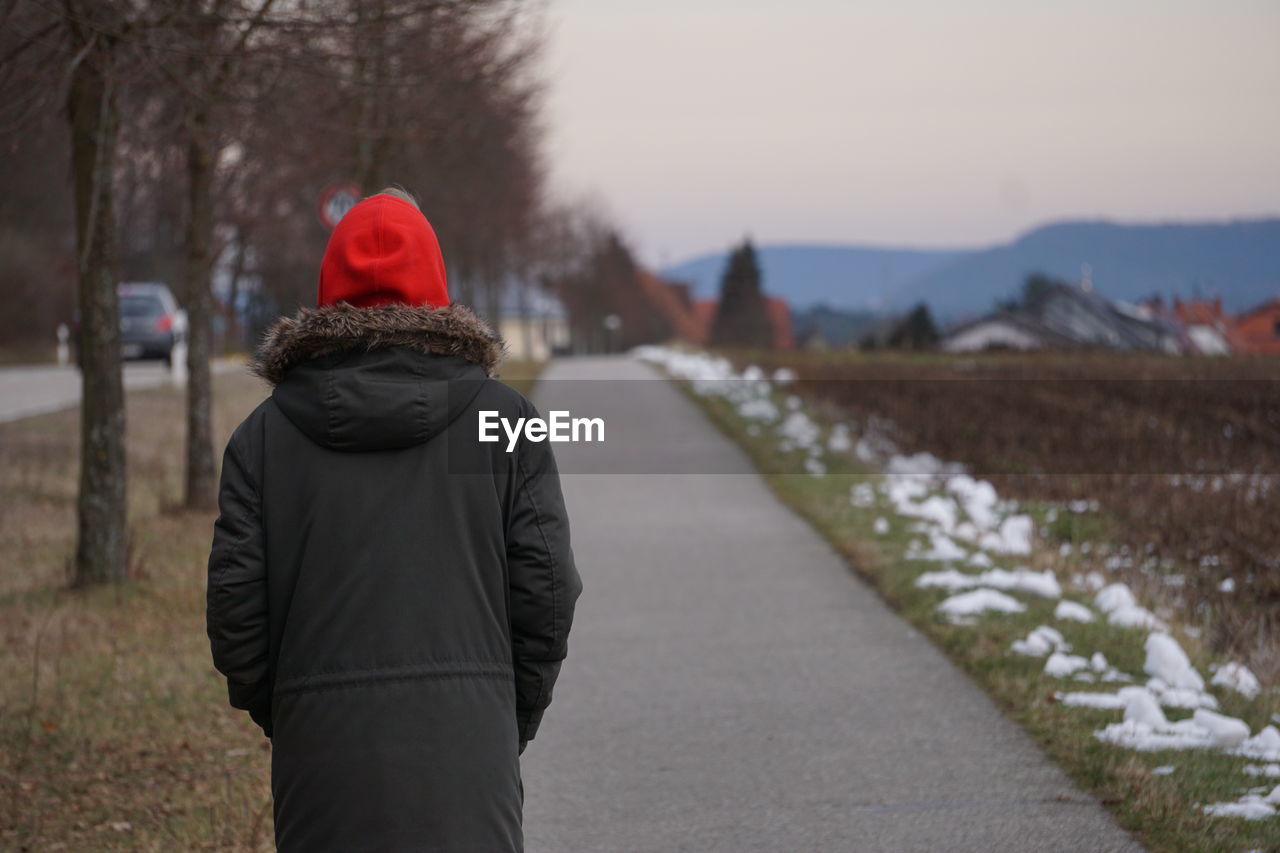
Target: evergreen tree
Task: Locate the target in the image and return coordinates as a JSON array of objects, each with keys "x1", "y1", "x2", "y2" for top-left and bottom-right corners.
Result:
[
  {"x1": 886, "y1": 303, "x2": 940, "y2": 350},
  {"x1": 710, "y1": 239, "x2": 773, "y2": 348}
]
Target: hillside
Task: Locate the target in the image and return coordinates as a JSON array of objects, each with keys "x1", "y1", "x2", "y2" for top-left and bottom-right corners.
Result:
[
  {"x1": 664, "y1": 220, "x2": 1280, "y2": 322},
  {"x1": 887, "y1": 219, "x2": 1280, "y2": 320},
  {"x1": 662, "y1": 244, "x2": 966, "y2": 311}
]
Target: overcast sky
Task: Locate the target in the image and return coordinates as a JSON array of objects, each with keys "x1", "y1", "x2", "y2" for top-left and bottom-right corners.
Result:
[{"x1": 541, "y1": 0, "x2": 1280, "y2": 266}]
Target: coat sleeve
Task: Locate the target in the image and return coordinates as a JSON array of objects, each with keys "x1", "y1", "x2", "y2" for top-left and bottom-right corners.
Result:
[
  {"x1": 206, "y1": 432, "x2": 272, "y2": 737},
  {"x1": 507, "y1": 422, "x2": 583, "y2": 746}
]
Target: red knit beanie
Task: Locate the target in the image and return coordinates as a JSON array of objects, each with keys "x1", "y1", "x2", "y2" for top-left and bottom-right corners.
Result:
[{"x1": 317, "y1": 194, "x2": 450, "y2": 308}]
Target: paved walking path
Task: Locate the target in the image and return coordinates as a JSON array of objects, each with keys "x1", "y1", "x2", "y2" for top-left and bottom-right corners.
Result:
[
  {"x1": 0, "y1": 360, "x2": 239, "y2": 423},
  {"x1": 523, "y1": 356, "x2": 1142, "y2": 852}
]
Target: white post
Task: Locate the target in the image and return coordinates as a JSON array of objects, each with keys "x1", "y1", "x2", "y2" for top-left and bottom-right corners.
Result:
[
  {"x1": 170, "y1": 309, "x2": 189, "y2": 386},
  {"x1": 56, "y1": 323, "x2": 70, "y2": 366}
]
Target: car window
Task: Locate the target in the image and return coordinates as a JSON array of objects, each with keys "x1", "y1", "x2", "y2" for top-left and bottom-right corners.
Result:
[{"x1": 120, "y1": 295, "x2": 166, "y2": 317}]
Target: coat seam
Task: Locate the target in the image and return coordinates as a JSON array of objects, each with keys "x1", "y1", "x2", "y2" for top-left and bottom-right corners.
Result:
[{"x1": 515, "y1": 449, "x2": 557, "y2": 725}]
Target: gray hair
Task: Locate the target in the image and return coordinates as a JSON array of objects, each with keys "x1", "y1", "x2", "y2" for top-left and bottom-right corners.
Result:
[{"x1": 372, "y1": 185, "x2": 420, "y2": 210}]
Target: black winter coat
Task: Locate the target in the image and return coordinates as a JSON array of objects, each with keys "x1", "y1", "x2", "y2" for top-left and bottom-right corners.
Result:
[{"x1": 206, "y1": 303, "x2": 582, "y2": 852}]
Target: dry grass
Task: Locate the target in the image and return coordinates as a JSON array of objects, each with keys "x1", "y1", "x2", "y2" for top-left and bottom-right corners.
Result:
[
  {"x1": 744, "y1": 350, "x2": 1280, "y2": 683},
  {"x1": 0, "y1": 358, "x2": 545, "y2": 851},
  {"x1": 1, "y1": 370, "x2": 274, "y2": 851}
]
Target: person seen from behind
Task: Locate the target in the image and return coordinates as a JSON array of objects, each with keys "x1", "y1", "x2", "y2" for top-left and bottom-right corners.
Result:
[{"x1": 206, "y1": 187, "x2": 582, "y2": 852}]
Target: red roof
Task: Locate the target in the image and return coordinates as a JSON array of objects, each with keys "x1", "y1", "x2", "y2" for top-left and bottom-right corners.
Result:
[
  {"x1": 636, "y1": 269, "x2": 706, "y2": 343},
  {"x1": 1173, "y1": 298, "x2": 1225, "y2": 326}
]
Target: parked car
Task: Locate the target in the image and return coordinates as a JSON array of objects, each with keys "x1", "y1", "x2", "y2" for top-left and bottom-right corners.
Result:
[{"x1": 118, "y1": 282, "x2": 183, "y2": 365}]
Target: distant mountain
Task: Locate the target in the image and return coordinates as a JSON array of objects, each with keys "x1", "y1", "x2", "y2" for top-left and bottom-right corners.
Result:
[
  {"x1": 662, "y1": 244, "x2": 967, "y2": 312},
  {"x1": 886, "y1": 219, "x2": 1280, "y2": 321},
  {"x1": 663, "y1": 220, "x2": 1280, "y2": 324},
  {"x1": 792, "y1": 304, "x2": 881, "y2": 347}
]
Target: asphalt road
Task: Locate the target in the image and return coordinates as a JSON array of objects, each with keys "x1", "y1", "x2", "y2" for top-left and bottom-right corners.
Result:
[
  {"x1": 0, "y1": 360, "x2": 239, "y2": 423},
  {"x1": 523, "y1": 356, "x2": 1142, "y2": 853}
]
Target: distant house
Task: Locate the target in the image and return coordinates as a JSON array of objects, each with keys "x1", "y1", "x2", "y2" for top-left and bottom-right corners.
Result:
[
  {"x1": 943, "y1": 281, "x2": 1186, "y2": 353},
  {"x1": 494, "y1": 281, "x2": 570, "y2": 361},
  {"x1": 942, "y1": 312, "x2": 1078, "y2": 352},
  {"x1": 1231, "y1": 298, "x2": 1280, "y2": 354},
  {"x1": 1172, "y1": 297, "x2": 1234, "y2": 355},
  {"x1": 630, "y1": 267, "x2": 793, "y2": 349}
]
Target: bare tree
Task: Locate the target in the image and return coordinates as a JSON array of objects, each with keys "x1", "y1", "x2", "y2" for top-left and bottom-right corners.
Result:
[
  {"x1": 161, "y1": 0, "x2": 279, "y2": 510},
  {"x1": 62, "y1": 3, "x2": 130, "y2": 583}
]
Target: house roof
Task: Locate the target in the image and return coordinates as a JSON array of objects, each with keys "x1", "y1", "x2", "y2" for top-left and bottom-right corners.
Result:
[
  {"x1": 1234, "y1": 297, "x2": 1280, "y2": 322},
  {"x1": 636, "y1": 269, "x2": 706, "y2": 343}
]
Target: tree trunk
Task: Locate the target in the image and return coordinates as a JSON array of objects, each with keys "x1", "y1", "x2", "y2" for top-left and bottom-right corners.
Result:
[
  {"x1": 68, "y1": 39, "x2": 128, "y2": 585},
  {"x1": 224, "y1": 227, "x2": 248, "y2": 353},
  {"x1": 183, "y1": 122, "x2": 217, "y2": 510}
]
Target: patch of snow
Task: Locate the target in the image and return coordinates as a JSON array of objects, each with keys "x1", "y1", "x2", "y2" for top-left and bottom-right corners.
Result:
[
  {"x1": 907, "y1": 495, "x2": 960, "y2": 533},
  {"x1": 977, "y1": 514, "x2": 1035, "y2": 555},
  {"x1": 1202, "y1": 785, "x2": 1280, "y2": 820},
  {"x1": 1081, "y1": 572, "x2": 1106, "y2": 591},
  {"x1": 916, "y1": 567, "x2": 1060, "y2": 598},
  {"x1": 1219, "y1": 577, "x2": 1236, "y2": 593},
  {"x1": 827, "y1": 423, "x2": 852, "y2": 453},
  {"x1": 1057, "y1": 691, "x2": 1126, "y2": 710},
  {"x1": 1094, "y1": 583, "x2": 1166, "y2": 631},
  {"x1": 915, "y1": 531, "x2": 968, "y2": 562},
  {"x1": 873, "y1": 517, "x2": 890, "y2": 536},
  {"x1": 1202, "y1": 798, "x2": 1275, "y2": 820},
  {"x1": 1211, "y1": 662, "x2": 1261, "y2": 700},
  {"x1": 778, "y1": 411, "x2": 821, "y2": 452},
  {"x1": 1094, "y1": 583, "x2": 1137, "y2": 613},
  {"x1": 850, "y1": 482, "x2": 876, "y2": 508},
  {"x1": 1234, "y1": 726, "x2": 1280, "y2": 763},
  {"x1": 937, "y1": 589, "x2": 1026, "y2": 623},
  {"x1": 1244, "y1": 764, "x2": 1280, "y2": 778},
  {"x1": 1145, "y1": 679, "x2": 1219, "y2": 711},
  {"x1": 737, "y1": 397, "x2": 780, "y2": 423},
  {"x1": 1144, "y1": 633, "x2": 1205, "y2": 693},
  {"x1": 944, "y1": 475, "x2": 1001, "y2": 531},
  {"x1": 771, "y1": 367, "x2": 796, "y2": 385},
  {"x1": 885, "y1": 452, "x2": 951, "y2": 477},
  {"x1": 1095, "y1": 689, "x2": 1250, "y2": 752},
  {"x1": 1193, "y1": 709, "x2": 1251, "y2": 747},
  {"x1": 1045, "y1": 653, "x2": 1091, "y2": 678},
  {"x1": 1152, "y1": 765, "x2": 1175, "y2": 775},
  {"x1": 1055, "y1": 600, "x2": 1095, "y2": 623},
  {"x1": 1011, "y1": 625, "x2": 1069, "y2": 657}
]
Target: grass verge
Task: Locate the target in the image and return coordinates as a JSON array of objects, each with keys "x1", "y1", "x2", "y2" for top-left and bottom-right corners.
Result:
[{"x1": 1, "y1": 358, "x2": 545, "y2": 851}]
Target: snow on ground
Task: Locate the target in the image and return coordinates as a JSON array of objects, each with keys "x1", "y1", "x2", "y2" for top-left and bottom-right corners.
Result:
[
  {"x1": 1011, "y1": 625, "x2": 1069, "y2": 657},
  {"x1": 1211, "y1": 662, "x2": 1261, "y2": 700},
  {"x1": 937, "y1": 589, "x2": 1026, "y2": 623},
  {"x1": 1145, "y1": 633, "x2": 1206, "y2": 692},
  {"x1": 1202, "y1": 785, "x2": 1280, "y2": 820},
  {"x1": 1245, "y1": 764, "x2": 1280, "y2": 778},
  {"x1": 1094, "y1": 583, "x2": 1167, "y2": 631},
  {"x1": 916, "y1": 567, "x2": 1060, "y2": 598},
  {"x1": 1095, "y1": 690, "x2": 1249, "y2": 751},
  {"x1": 1045, "y1": 652, "x2": 1092, "y2": 678},
  {"x1": 635, "y1": 346, "x2": 1271, "y2": 820},
  {"x1": 1054, "y1": 600, "x2": 1095, "y2": 623},
  {"x1": 1235, "y1": 727, "x2": 1280, "y2": 763}
]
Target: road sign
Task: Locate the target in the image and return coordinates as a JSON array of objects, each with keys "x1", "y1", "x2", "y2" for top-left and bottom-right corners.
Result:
[{"x1": 318, "y1": 183, "x2": 362, "y2": 229}]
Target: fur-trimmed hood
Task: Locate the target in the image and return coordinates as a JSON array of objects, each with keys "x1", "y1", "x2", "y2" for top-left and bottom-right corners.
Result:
[{"x1": 251, "y1": 302, "x2": 505, "y2": 385}]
